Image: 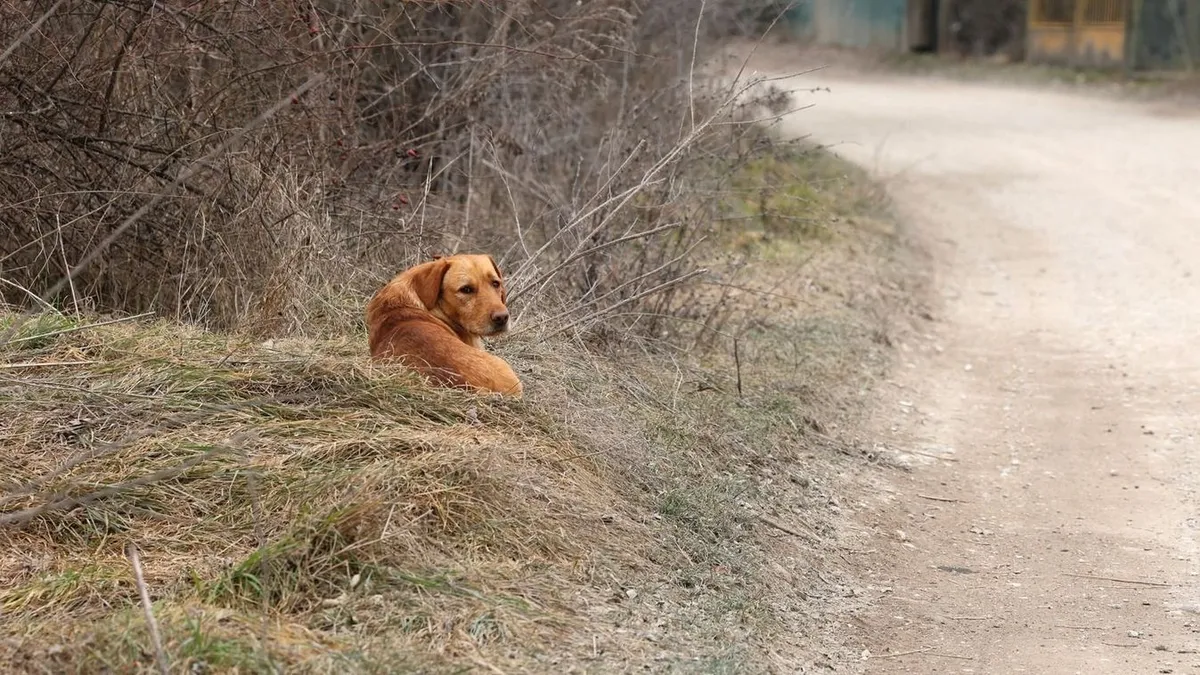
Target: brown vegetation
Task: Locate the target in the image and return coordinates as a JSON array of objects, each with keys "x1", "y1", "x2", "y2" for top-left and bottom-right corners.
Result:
[
  {"x1": 0, "y1": 0, "x2": 791, "y2": 341},
  {"x1": 0, "y1": 1, "x2": 913, "y2": 672},
  {"x1": 0, "y1": 153, "x2": 908, "y2": 672}
]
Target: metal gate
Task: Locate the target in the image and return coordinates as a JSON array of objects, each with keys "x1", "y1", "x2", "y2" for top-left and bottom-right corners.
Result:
[{"x1": 1027, "y1": 0, "x2": 1130, "y2": 66}]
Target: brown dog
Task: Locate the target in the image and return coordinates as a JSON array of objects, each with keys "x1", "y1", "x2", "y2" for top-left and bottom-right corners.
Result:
[{"x1": 366, "y1": 254, "x2": 522, "y2": 396}]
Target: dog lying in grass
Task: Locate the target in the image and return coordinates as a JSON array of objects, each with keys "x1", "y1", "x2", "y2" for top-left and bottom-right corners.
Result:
[{"x1": 367, "y1": 254, "x2": 523, "y2": 397}]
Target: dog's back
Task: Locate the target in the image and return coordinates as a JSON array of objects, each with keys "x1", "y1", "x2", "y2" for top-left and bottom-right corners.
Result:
[{"x1": 367, "y1": 257, "x2": 523, "y2": 396}]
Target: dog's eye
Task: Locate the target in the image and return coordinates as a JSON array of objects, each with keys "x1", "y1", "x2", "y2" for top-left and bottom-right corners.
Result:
[
  {"x1": 491, "y1": 280, "x2": 501, "y2": 288},
  {"x1": 459, "y1": 285, "x2": 474, "y2": 294}
]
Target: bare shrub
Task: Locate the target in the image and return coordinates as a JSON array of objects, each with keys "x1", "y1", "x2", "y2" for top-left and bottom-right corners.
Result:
[
  {"x1": 0, "y1": 0, "x2": 794, "y2": 340},
  {"x1": 946, "y1": 0, "x2": 1026, "y2": 59}
]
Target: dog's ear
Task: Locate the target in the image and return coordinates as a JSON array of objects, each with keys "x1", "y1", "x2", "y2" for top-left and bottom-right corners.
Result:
[
  {"x1": 401, "y1": 258, "x2": 450, "y2": 310},
  {"x1": 487, "y1": 255, "x2": 507, "y2": 303}
]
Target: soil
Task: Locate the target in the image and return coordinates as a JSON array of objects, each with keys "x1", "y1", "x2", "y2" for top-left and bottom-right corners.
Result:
[{"x1": 762, "y1": 50, "x2": 1200, "y2": 673}]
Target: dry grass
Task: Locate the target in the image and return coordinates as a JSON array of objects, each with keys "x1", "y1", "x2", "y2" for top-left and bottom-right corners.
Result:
[
  {"x1": 0, "y1": 316, "x2": 644, "y2": 672},
  {"x1": 0, "y1": 144, "x2": 911, "y2": 673},
  {"x1": 0, "y1": 2, "x2": 918, "y2": 670}
]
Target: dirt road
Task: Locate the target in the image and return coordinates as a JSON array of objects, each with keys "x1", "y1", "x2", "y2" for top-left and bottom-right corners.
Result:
[{"x1": 782, "y1": 69, "x2": 1200, "y2": 672}]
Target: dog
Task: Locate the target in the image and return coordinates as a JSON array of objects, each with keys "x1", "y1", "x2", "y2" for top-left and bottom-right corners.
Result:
[{"x1": 366, "y1": 254, "x2": 523, "y2": 396}]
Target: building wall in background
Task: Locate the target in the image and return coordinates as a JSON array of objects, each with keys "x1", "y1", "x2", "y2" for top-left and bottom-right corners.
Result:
[
  {"x1": 1129, "y1": 0, "x2": 1200, "y2": 70},
  {"x1": 788, "y1": 0, "x2": 909, "y2": 51}
]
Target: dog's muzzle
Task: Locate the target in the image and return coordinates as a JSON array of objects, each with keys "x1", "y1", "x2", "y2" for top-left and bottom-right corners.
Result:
[{"x1": 490, "y1": 311, "x2": 510, "y2": 333}]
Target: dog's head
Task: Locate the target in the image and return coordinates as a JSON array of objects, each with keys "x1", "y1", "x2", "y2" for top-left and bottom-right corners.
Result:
[{"x1": 395, "y1": 253, "x2": 511, "y2": 338}]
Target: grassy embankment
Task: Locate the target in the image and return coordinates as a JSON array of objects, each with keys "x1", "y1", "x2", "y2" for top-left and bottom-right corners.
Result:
[{"x1": 0, "y1": 148, "x2": 908, "y2": 674}]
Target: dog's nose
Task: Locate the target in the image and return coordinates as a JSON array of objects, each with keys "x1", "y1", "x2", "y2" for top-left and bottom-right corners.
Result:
[{"x1": 492, "y1": 311, "x2": 510, "y2": 331}]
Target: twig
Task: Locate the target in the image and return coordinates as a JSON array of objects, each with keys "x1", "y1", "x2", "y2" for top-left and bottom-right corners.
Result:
[
  {"x1": 0, "y1": 395, "x2": 314, "y2": 508},
  {"x1": 872, "y1": 647, "x2": 931, "y2": 658},
  {"x1": 345, "y1": 39, "x2": 593, "y2": 62},
  {"x1": 509, "y1": 220, "x2": 682, "y2": 304},
  {"x1": 713, "y1": 102, "x2": 816, "y2": 126},
  {"x1": 125, "y1": 542, "x2": 170, "y2": 675},
  {"x1": 537, "y1": 269, "x2": 708, "y2": 341},
  {"x1": 697, "y1": 279, "x2": 819, "y2": 307},
  {"x1": 468, "y1": 651, "x2": 508, "y2": 675},
  {"x1": 507, "y1": 157, "x2": 653, "y2": 298},
  {"x1": 0, "y1": 360, "x2": 99, "y2": 369},
  {"x1": 1055, "y1": 624, "x2": 1108, "y2": 630},
  {"x1": 0, "y1": 73, "x2": 325, "y2": 347},
  {"x1": 946, "y1": 615, "x2": 991, "y2": 621},
  {"x1": 1064, "y1": 573, "x2": 1171, "y2": 587},
  {"x1": 733, "y1": 337, "x2": 743, "y2": 398},
  {"x1": 686, "y1": 0, "x2": 706, "y2": 132},
  {"x1": 56, "y1": 75, "x2": 324, "y2": 298},
  {"x1": 243, "y1": 448, "x2": 278, "y2": 673},
  {"x1": 757, "y1": 514, "x2": 819, "y2": 543},
  {"x1": 873, "y1": 647, "x2": 974, "y2": 660},
  {"x1": 908, "y1": 450, "x2": 959, "y2": 462},
  {"x1": 56, "y1": 213, "x2": 78, "y2": 314},
  {"x1": 0, "y1": 278, "x2": 60, "y2": 313},
  {"x1": 512, "y1": 59, "x2": 769, "y2": 298},
  {"x1": 0, "y1": 447, "x2": 226, "y2": 527},
  {"x1": 2, "y1": 312, "x2": 156, "y2": 347},
  {"x1": 917, "y1": 494, "x2": 965, "y2": 503},
  {"x1": 0, "y1": 0, "x2": 68, "y2": 68},
  {"x1": 561, "y1": 245, "x2": 703, "y2": 315},
  {"x1": 717, "y1": 1, "x2": 810, "y2": 104}
]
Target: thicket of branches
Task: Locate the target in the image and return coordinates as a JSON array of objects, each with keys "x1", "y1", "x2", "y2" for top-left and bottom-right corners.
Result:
[
  {"x1": 945, "y1": 0, "x2": 1026, "y2": 59},
  {"x1": 0, "y1": 0, "x2": 792, "y2": 339}
]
